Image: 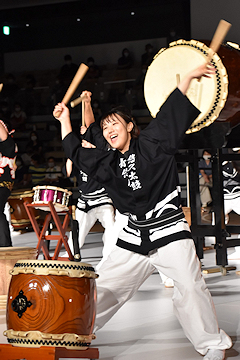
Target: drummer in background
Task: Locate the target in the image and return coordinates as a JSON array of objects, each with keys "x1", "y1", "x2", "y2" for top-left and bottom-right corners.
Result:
[
  {"x1": 45, "y1": 156, "x2": 62, "y2": 186},
  {"x1": 62, "y1": 93, "x2": 115, "y2": 260},
  {"x1": 0, "y1": 119, "x2": 17, "y2": 247},
  {"x1": 54, "y1": 63, "x2": 232, "y2": 360}
]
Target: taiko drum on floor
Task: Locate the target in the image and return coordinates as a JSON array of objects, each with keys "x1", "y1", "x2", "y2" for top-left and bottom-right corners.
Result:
[{"x1": 4, "y1": 259, "x2": 98, "y2": 350}]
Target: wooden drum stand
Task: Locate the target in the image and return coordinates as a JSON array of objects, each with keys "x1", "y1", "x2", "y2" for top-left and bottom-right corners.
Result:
[{"x1": 24, "y1": 201, "x2": 74, "y2": 261}]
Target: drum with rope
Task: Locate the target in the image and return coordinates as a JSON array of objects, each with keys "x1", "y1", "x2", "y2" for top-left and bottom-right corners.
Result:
[
  {"x1": 4, "y1": 259, "x2": 98, "y2": 349},
  {"x1": 144, "y1": 39, "x2": 228, "y2": 133}
]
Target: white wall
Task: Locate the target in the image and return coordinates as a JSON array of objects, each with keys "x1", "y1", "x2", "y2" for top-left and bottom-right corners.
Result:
[
  {"x1": 4, "y1": 37, "x2": 167, "y2": 73},
  {"x1": 191, "y1": 0, "x2": 240, "y2": 44}
]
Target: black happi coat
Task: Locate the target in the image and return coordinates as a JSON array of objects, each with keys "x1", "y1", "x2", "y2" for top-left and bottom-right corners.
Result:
[{"x1": 63, "y1": 89, "x2": 200, "y2": 254}]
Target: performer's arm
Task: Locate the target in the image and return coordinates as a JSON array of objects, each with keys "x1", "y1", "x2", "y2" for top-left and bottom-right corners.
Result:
[
  {"x1": 53, "y1": 103, "x2": 72, "y2": 140},
  {"x1": 66, "y1": 158, "x2": 73, "y2": 177},
  {"x1": 81, "y1": 90, "x2": 95, "y2": 128},
  {"x1": 178, "y1": 63, "x2": 215, "y2": 95}
]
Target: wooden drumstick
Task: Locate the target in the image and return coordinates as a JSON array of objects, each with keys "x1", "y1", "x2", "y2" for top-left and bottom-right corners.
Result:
[
  {"x1": 207, "y1": 19, "x2": 232, "y2": 61},
  {"x1": 0, "y1": 83, "x2": 3, "y2": 93},
  {"x1": 197, "y1": 19, "x2": 231, "y2": 82},
  {"x1": 82, "y1": 97, "x2": 85, "y2": 127},
  {"x1": 70, "y1": 94, "x2": 87, "y2": 108},
  {"x1": 55, "y1": 63, "x2": 89, "y2": 118}
]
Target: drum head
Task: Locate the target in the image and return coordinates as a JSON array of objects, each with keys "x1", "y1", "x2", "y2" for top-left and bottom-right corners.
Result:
[{"x1": 144, "y1": 39, "x2": 228, "y2": 133}]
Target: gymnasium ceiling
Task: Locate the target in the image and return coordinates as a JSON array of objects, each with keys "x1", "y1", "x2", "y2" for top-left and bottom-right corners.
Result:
[{"x1": 0, "y1": 0, "x2": 191, "y2": 52}]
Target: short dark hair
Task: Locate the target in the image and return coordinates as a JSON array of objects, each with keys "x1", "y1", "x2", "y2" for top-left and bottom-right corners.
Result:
[{"x1": 100, "y1": 106, "x2": 139, "y2": 139}]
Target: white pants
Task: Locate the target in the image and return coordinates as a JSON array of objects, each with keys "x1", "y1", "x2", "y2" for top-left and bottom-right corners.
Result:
[
  {"x1": 68, "y1": 204, "x2": 115, "y2": 258},
  {"x1": 96, "y1": 210, "x2": 170, "y2": 286},
  {"x1": 95, "y1": 239, "x2": 232, "y2": 355}
]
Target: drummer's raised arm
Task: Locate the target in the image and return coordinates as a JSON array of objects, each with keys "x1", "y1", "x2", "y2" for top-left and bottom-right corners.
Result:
[
  {"x1": 178, "y1": 63, "x2": 216, "y2": 96},
  {"x1": 81, "y1": 90, "x2": 95, "y2": 128},
  {"x1": 53, "y1": 103, "x2": 72, "y2": 140}
]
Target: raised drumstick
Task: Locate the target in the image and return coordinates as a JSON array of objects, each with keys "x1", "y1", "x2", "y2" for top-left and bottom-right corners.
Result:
[
  {"x1": 55, "y1": 63, "x2": 89, "y2": 118},
  {"x1": 70, "y1": 94, "x2": 86, "y2": 108},
  {"x1": 207, "y1": 19, "x2": 232, "y2": 61}
]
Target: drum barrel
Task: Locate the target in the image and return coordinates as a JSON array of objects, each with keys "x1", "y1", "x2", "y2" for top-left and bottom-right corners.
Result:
[
  {"x1": 4, "y1": 260, "x2": 97, "y2": 350},
  {"x1": 8, "y1": 190, "x2": 39, "y2": 230}
]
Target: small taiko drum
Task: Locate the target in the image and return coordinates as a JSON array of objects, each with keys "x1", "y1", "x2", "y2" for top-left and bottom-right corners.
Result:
[
  {"x1": 0, "y1": 247, "x2": 37, "y2": 309},
  {"x1": 4, "y1": 259, "x2": 98, "y2": 349},
  {"x1": 8, "y1": 189, "x2": 39, "y2": 230},
  {"x1": 32, "y1": 186, "x2": 72, "y2": 212},
  {"x1": 144, "y1": 39, "x2": 228, "y2": 134}
]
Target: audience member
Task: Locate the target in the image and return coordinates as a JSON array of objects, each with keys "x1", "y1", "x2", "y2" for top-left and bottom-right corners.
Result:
[
  {"x1": 10, "y1": 102, "x2": 27, "y2": 131},
  {"x1": 28, "y1": 153, "x2": 46, "y2": 186},
  {"x1": 26, "y1": 130, "x2": 43, "y2": 159},
  {"x1": 51, "y1": 75, "x2": 66, "y2": 105},
  {"x1": 117, "y1": 48, "x2": 133, "y2": 69},
  {"x1": 59, "y1": 54, "x2": 78, "y2": 85},
  {"x1": 86, "y1": 57, "x2": 100, "y2": 79},
  {"x1": 45, "y1": 156, "x2": 62, "y2": 185},
  {"x1": 198, "y1": 149, "x2": 212, "y2": 211},
  {"x1": 141, "y1": 43, "x2": 154, "y2": 67}
]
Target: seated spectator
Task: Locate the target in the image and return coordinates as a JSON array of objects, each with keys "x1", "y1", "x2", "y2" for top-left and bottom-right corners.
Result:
[
  {"x1": 21, "y1": 145, "x2": 34, "y2": 167},
  {"x1": 86, "y1": 57, "x2": 100, "y2": 79},
  {"x1": 59, "y1": 54, "x2": 78, "y2": 85},
  {"x1": 14, "y1": 155, "x2": 29, "y2": 189},
  {"x1": 141, "y1": 43, "x2": 154, "y2": 67},
  {"x1": 117, "y1": 48, "x2": 133, "y2": 69},
  {"x1": 26, "y1": 130, "x2": 44, "y2": 161},
  {"x1": 51, "y1": 75, "x2": 66, "y2": 105},
  {"x1": 198, "y1": 149, "x2": 213, "y2": 210},
  {"x1": 10, "y1": 102, "x2": 27, "y2": 131},
  {"x1": 45, "y1": 156, "x2": 63, "y2": 185},
  {"x1": 28, "y1": 153, "x2": 46, "y2": 186}
]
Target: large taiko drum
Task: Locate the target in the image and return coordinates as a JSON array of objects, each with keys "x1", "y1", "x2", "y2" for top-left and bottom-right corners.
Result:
[
  {"x1": 144, "y1": 39, "x2": 228, "y2": 133},
  {"x1": 32, "y1": 185, "x2": 72, "y2": 212},
  {"x1": 4, "y1": 260, "x2": 98, "y2": 350},
  {"x1": 0, "y1": 247, "x2": 37, "y2": 309},
  {"x1": 8, "y1": 189, "x2": 39, "y2": 230}
]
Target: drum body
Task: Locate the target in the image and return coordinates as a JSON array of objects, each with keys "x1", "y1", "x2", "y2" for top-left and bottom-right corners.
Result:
[
  {"x1": 32, "y1": 185, "x2": 72, "y2": 212},
  {"x1": 8, "y1": 189, "x2": 39, "y2": 230},
  {"x1": 0, "y1": 247, "x2": 37, "y2": 309},
  {"x1": 4, "y1": 260, "x2": 97, "y2": 349},
  {"x1": 144, "y1": 39, "x2": 228, "y2": 133}
]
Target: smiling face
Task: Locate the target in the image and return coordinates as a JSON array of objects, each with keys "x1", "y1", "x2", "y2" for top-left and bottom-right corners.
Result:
[{"x1": 102, "y1": 114, "x2": 133, "y2": 153}]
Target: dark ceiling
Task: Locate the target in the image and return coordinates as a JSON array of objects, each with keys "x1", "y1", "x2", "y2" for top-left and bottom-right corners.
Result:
[{"x1": 0, "y1": 0, "x2": 191, "y2": 52}]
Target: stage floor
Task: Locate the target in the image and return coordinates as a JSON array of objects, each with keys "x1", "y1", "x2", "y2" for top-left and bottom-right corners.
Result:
[{"x1": 0, "y1": 225, "x2": 240, "y2": 360}]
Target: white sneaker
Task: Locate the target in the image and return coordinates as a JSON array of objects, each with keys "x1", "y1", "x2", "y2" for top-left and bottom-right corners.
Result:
[{"x1": 203, "y1": 349, "x2": 225, "y2": 360}]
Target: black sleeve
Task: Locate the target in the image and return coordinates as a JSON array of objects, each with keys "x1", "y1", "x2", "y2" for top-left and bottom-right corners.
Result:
[
  {"x1": 140, "y1": 88, "x2": 200, "y2": 154},
  {"x1": 62, "y1": 131, "x2": 112, "y2": 185}
]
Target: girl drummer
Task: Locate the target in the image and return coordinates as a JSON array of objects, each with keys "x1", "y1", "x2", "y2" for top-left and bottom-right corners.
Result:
[{"x1": 54, "y1": 63, "x2": 232, "y2": 360}]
